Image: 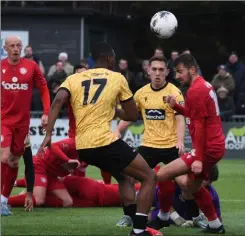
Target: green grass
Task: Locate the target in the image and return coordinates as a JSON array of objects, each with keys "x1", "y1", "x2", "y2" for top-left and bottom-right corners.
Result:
[{"x1": 2, "y1": 159, "x2": 245, "y2": 236}]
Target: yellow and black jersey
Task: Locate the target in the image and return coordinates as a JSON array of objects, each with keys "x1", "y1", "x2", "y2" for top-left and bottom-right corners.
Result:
[
  {"x1": 60, "y1": 68, "x2": 133, "y2": 149},
  {"x1": 134, "y1": 82, "x2": 184, "y2": 148}
]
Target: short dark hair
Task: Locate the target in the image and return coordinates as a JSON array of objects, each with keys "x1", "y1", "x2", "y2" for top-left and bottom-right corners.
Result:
[
  {"x1": 73, "y1": 64, "x2": 86, "y2": 74},
  {"x1": 91, "y1": 42, "x2": 114, "y2": 61},
  {"x1": 171, "y1": 50, "x2": 179, "y2": 54},
  {"x1": 155, "y1": 46, "x2": 164, "y2": 52},
  {"x1": 149, "y1": 56, "x2": 168, "y2": 66},
  {"x1": 25, "y1": 45, "x2": 32, "y2": 50},
  {"x1": 209, "y1": 165, "x2": 219, "y2": 182},
  {"x1": 174, "y1": 53, "x2": 198, "y2": 69}
]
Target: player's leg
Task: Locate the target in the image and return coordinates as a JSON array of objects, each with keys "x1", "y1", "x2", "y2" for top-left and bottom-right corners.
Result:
[
  {"x1": 100, "y1": 170, "x2": 112, "y2": 184},
  {"x1": 143, "y1": 147, "x2": 178, "y2": 230},
  {"x1": 77, "y1": 140, "x2": 158, "y2": 236},
  {"x1": 116, "y1": 175, "x2": 136, "y2": 227},
  {"x1": 1, "y1": 125, "x2": 15, "y2": 216},
  {"x1": 14, "y1": 178, "x2": 27, "y2": 188},
  {"x1": 50, "y1": 179, "x2": 73, "y2": 207},
  {"x1": 33, "y1": 173, "x2": 48, "y2": 206},
  {"x1": 181, "y1": 190, "x2": 208, "y2": 229},
  {"x1": 176, "y1": 174, "x2": 224, "y2": 233},
  {"x1": 1, "y1": 126, "x2": 29, "y2": 215}
]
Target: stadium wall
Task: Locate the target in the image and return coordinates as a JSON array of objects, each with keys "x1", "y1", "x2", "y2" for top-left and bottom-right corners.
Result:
[{"x1": 29, "y1": 118, "x2": 245, "y2": 159}]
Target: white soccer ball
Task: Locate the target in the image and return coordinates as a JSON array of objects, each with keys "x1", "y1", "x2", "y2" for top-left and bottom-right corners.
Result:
[{"x1": 150, "y1": 11, "x2": 178, "y2": 39}]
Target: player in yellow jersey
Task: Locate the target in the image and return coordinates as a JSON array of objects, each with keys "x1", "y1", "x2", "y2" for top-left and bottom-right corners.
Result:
[
  {"x1": 115, "y1": 56, "x2": 186, "y2": 229},
  {"x1": 38, "y1": 43, "x2": 161, "y2": 236}
]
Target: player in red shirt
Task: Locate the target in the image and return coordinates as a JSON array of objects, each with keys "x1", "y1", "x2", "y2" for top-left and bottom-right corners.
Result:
[
  {"x1": 156, "y1": 54, "x2": 225, "y2": 234},
  {"x1": 32, "y1": 138, "x2": 81, "y2": 207},
  {"x1": 1, "y1": 36, "x2": 50, "y2": 216}
]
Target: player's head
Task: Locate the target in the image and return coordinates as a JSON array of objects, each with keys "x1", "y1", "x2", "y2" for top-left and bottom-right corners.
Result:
[
  {"x1": 73, "y1": 64, "x2": 87, "y2": 74},
  {"x1": 203, "y1": 165, "x2": 219, "y2": 187},
  {"x1": 91, "y1": 42, "x2": 115, "y2": 70},
  {"x1": 4, "y1": 36, "x2": 23, "y2": 62},
  {"x1": 174, "y1": 53, "x2": 199, "y2": 85},
  {"x1": 149, "y1": 56, "x2": 169, "y2": 88}
]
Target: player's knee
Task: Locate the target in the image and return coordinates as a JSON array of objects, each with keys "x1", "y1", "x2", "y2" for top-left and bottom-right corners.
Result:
[
  {"x1": 145, "y1": 169, "x2": 157, "y2": 185},
  {"x1": 62, "y1": 197, "x2": 73, "y2": 207},
  {"x1": 1, "y1": 150, "x2": 11, "y2": 163},
  {"x1": 35, "y1": 197, "x2": 45, "y2": 206}
]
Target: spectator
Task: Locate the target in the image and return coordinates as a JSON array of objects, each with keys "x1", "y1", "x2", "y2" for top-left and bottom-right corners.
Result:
[
  {"x1": 47, "y1": 52, "x2": 74, "y2": 77},
  {"x1": 73, "y1": 64, "x2": 87, "y2": 74},
  {"x1": 226, "y1": 51, "x2": 245, "y2": 104},
  {"x1": 118, "y1": 58, "x2": 134, "y2": 88},
  {"x1": 87, "y1": 54, "x2": 94, "y2": 69},
  {"x1": 167, "y1": 50, "x2": 180, "y2": 87},
  {"x1": 131, "y1": 60, "x2": 150, "y2": 94},
  {"x1": 24, "y1": 45, "x2": 45, "y2": 74},
  {"x1": 211, "y1": 65, "x2": 235, "y2": 96},
  {"x1": 235, "y1": 78, "x2": 245, "y2": 115},
  {"x1": 217, "y1": 87, "x2": 235, "y2": 120},
  {"x1": 80, "y1": 59, "x2": 89, "y2": 69},
  {"x1": 154, "y1": 47, "x2": 164, "y2": 57},
  {"x1": 48, "y1": 61, "x2": 67, "y2": 101}
]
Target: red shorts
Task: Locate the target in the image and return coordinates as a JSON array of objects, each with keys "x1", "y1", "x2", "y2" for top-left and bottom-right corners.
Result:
[
  {"x1": 181, "y1": 150, "x2": 223, "y2": 180},
  {"x1": 34, "y1": 163, "x2": 65, "y2": 192},
  {"x1": 1, "y1": 125, "x2": 29, "y2": 156}
]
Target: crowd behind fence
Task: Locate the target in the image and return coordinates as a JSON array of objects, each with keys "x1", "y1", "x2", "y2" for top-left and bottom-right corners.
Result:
[{"x1": 27, "y1": 45, "x2": 245, "y2": 116}]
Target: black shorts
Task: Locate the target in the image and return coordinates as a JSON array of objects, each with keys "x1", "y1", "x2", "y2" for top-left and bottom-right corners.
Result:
[
  {"x1": 77, "y1": 139, "x2": 137, "y2": 181},
  {"x1": 138, "y1": 146, "x2": 179, "y2": 169}
]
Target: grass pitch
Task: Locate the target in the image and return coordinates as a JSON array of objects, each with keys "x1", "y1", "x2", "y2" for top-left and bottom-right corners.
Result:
[{"x1": 2, "y1": 159, "x2": 245, "y2": 236}]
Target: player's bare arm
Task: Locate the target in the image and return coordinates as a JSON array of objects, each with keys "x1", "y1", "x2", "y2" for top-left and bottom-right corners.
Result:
[
  {"x1": 34, "y1": 63, "x2": 51, "y2": 129},
  {"x1": 114, "y1": 121, "x2": 132, "y2": 138},
  {"x1": 38, "y1": 89, "x2": 69, "y2": 153},
  {"x1": 175, "y1": 115, "x2": 185, "y2": 155},
  {"x1": 115, "y1": 99, "x2": 138, "y2": 122}
]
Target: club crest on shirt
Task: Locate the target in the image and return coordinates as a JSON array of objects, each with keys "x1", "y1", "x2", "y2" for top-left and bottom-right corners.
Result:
[
  {"x1": 20, "y1": 67, "x2": 27, "y2": 75},
  {"x1": 1, "y1": 135, "x2": 4, "y2": 143},
  {"x1": 2, "y1": 69, "x2": 6, "y2": 74},
  {"x1": 12, "y1": 77, "x2": 18, "y2": 83},
  {"x1": 41, "y1": 177, "x2": 47, "y2": 183}
]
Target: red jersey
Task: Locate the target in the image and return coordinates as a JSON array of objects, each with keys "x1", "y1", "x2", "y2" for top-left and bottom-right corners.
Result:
[
  {"x1": 34, "y1": 138, "x2": 79, "y2": 177},
  {"x1": 175, "y1": 77, "x2": 225, "y2": 159},
  {"x1": 68, "y1": 104, "x2": 76, "y2": 138},
  {"x1": 1, "y1": 58, "x2": 50, "y2": 126}
]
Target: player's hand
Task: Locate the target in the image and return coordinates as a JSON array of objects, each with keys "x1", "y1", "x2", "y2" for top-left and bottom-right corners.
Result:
[
  {"x1": 68, "y1": 159, "x2": 81, "y2": 169},
  {"x1": 37, "y1": 135, "x2": 51, "y2": 157},
  {"x1": 114, "y1": 129, "x2": 121, "y2": 138},
  {"x1": 24, "y1": 192, "x2": 33, "y2": 212},
  {"x1": 41, "y1": 115, "x2": 48, "y2": 129},
  {"x1": 191, "y1": 160, "x2": 203, "y2": 175},
  {"x1": 176, "y1": 141, "x2": 185, "y2": 155},
  {"x1": 164, "y1": 95, "x2": 177, "y2": 108}
]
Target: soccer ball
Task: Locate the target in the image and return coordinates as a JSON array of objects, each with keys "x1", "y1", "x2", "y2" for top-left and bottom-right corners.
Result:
[{"x1": 150, "y1": 11, "x2": 178, "y2": 39}]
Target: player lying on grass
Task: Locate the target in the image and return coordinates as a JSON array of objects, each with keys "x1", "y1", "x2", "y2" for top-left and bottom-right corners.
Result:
[
  {"x1": 23, "y1": 138, "x2": 81, "y2": 208},
  {"x1": 156, "y1": 53, "x2": 226, "y2": 234},
  {"x1": 11, "y1": 170, "x2": 221, "y2": 230}
]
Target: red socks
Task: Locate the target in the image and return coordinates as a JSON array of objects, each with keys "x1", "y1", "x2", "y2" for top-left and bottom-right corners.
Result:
[
  {"x1": 1, "y1": 162, "x2": 8, "y2": 192},
  {"x1": 157, "y1": 180, "x2": 175, "y2": 213},
  {"x1": 193, "y1": 186, "x2": 217, "y2": 221},
  {"x1": 100, "y1": 170, "x2": 112, "y2": 184},
  {"x1": 15, "y1": 178, "x2": 27, "y2": 188},
  {"x1": 2, "y1": 165, "x2": 19, "y2": 198}
]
